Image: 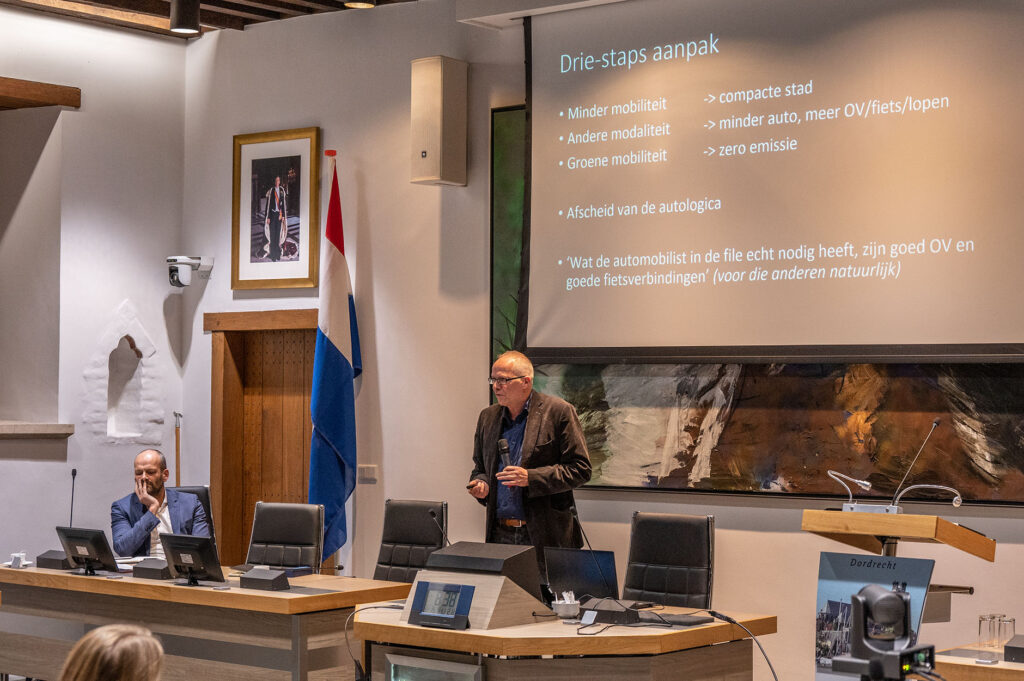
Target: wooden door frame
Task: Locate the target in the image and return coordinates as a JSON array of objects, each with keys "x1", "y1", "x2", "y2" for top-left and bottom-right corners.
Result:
[{"x1": 205, "y1": 309, "x2": 318, "y2": 565}]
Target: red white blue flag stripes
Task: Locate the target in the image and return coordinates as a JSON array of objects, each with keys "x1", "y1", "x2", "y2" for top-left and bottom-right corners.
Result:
[{"x1": 309, "y1": 159, "x2": 361, "y2": 560}]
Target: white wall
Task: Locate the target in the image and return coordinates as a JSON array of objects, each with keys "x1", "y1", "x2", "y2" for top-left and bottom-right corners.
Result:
[
  {"x1": 0, "y1": 6, "x2": 186, "y2": 555},
  {"x1": 3, "y1": 3, "x2": 1024, "y2": 681},
  {"x1": 178, "y1": 0, "x2": 526, "y2": 570},
  {"x1": 0, "y1": 106, "x2": 61, "y2": 421}
]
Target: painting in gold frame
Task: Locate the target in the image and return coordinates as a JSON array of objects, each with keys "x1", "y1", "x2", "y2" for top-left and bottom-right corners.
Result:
[{"x1": 232, "y1": 127, "x2": 320, "y2": 289}]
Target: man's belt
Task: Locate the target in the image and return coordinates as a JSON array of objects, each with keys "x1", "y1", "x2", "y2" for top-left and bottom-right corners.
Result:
[{"x1": 498, "y1": 518, "x2": 527, "y2": 528}]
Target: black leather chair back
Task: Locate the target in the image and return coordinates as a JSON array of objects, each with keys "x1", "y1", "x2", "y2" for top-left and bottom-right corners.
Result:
[
  {"x1": 171, "y1": 485, "x2": 215, "y2": 545},
  {"x1": 373, "y1": 499, "x2": 446, "y2": 583},
  {"x1": 622, "y1": 512, "x2": 714, "y2": 608},
  {"x1": 245, "y1": 501, "x2": 324, "y2": 572}
]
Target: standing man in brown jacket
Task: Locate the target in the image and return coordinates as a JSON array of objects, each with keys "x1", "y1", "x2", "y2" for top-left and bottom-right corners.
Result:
[{"x1": 468, "y1": 351, "x2": 591, "y2": 571}]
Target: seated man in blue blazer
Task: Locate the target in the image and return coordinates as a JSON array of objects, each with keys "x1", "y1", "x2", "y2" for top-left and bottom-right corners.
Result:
[{"x1": 111, "y1": 449, "x2": 209, "y2": 558}]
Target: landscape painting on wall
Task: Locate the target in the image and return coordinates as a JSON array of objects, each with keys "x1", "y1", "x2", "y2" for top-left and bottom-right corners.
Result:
[{"x1": 533, "y1": 362, "x2": 1024, "y2": 502}]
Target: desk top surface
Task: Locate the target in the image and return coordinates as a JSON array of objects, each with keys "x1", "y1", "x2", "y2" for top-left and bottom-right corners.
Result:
[
  {"x1": 936, "y1": 649, "x2": 1024, "y2": 681},
  {"x1": 354, "y1": 605, "x2": 777, "y2": 657},
  {"x1": 0, "y1": 566, "x2": 409, "y2": 615}
]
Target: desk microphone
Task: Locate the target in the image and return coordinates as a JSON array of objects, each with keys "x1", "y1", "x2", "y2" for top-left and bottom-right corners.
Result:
[
  {"x1": 890, "y1": 418, "x2": 941, "y2": 506},
  {"x1": 497, "y1": 439, "x2": 511, "y2": 469},
  {"x1": 570, "y1": 506, "x2": 615, "y2": 598},
  {"x1": 427, "y1": 508, "x2": 451, "y2": 547},
  {"x1": 70, "y1": 468, "x2": 78, "y2": 526}
]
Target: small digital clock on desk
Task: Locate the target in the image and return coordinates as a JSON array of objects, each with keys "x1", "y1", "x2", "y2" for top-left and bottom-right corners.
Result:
[{"x1": 408, "y1": 581, "x2": 475, "y2": 630}]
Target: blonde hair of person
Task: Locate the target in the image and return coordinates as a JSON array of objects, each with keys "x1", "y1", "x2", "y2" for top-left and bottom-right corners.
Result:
[{"x1": 60, "y1": 624, "x2": 164, "y2": 681}]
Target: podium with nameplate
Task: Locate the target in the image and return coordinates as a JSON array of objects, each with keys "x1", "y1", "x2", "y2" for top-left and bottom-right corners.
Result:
[{"x1": 802, "y1": 509, "x2": 996, "y2": 622}]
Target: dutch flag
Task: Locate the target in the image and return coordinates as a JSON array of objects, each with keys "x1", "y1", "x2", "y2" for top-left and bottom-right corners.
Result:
[{"x1": 309, "y1": 156, "x2": 361, "y2": 561}]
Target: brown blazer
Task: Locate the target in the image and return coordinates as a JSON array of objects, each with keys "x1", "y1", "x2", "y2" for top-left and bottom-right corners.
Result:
[{"x1": 469, "y1": 390, "x2": 592, "y2": 552}]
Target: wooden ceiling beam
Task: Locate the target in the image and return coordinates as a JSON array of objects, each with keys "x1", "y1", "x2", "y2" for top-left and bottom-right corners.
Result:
[
  {"x1": 77, "y1": 0, "x2": 249, "y2": 29},
  {"x1": 0, "y1": 75, "x2": 81, "y2": 110},
  {"x1": 0, "y1": 0, "x2": 420, "y2": 37},
  {"x1": 199, "y1": 0, "x2": 283, "y2": 21},
  {"x1": 0, "y1": 0, "x2": 176, "y2": 33},
  {"x1": 0, "y1": 0, "x2": 246, "y2": 33},
  {"x1": 290, "y1": 0, "x2": 347, "y2": 9},
  {"x1": 215, "y1": 0, "x2": 310, "y2": 17}
]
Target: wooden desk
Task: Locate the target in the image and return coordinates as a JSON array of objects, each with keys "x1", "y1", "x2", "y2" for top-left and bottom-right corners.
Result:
[
  {"x1": 936, "y1": 649, "x2": 1024, "y2": 681},
  {"x1": 0, "y1": 566, "x2": 409, "y2": 681},
  {"x1": 355, "y1": 606, "x2": 776, "y2": 681}
]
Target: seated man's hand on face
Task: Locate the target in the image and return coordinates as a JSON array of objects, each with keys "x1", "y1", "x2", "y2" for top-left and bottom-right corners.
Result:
[{"x1": 135, "y1": 477, "x2": 159, "y2": 514}]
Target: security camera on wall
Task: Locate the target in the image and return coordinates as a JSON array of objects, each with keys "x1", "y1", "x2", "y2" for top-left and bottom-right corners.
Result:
[{"x1": 167, "y1": 256, "x2": 213, "y2": 287}]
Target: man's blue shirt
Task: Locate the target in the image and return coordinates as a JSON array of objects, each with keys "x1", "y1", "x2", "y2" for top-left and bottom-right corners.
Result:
[{"x1": 496, "y1": 397, "x2": 530, "y2": 520}]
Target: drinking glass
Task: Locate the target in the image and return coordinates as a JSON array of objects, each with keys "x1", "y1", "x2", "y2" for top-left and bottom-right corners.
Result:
[
  {"x1": 979, "y1": 614, "x2": 1000, "y2": 650},
  {"x1": 999, "y1": 617, "x2": 1016, "y2": 649}
]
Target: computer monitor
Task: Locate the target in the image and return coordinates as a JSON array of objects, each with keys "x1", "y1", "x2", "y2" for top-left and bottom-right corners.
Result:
[
  {"x1": 159, "y1": 533, "x2": 225, "y2": 587},
  {"x1": 55, "y1": 527, "x2": 120, "y2": 576},
  {"x1": 544, "y1": 546, "x2": 618, "y2": 600}
]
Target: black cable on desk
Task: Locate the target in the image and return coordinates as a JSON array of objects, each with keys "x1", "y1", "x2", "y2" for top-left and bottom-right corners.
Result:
[
  {"x1": 912, "y1": 666, "x2": 947, "y2": 681},
  {"x1": 709, "y1": 610, "x2": 780, "y2": 681},
  {"x1": 345, "y1": 603, "x2": 404, "y2": 681},
  {"x1": 576, "y1": 608, "x2": 712, "y2": 635}
]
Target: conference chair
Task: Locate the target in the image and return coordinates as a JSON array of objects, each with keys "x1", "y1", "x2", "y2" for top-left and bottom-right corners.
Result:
[
  {"x1": 373, "y1": 499, "x2": 447, "y2": 583},
  {"x1": 622, "y1": 511, "x2": 714, "y2": 608},
  {"x1": 171, "y1": 485, "x2": 216, "y2": 546},
  {"x1": 245, "y1": 501, "x2": 325, "y2": 573}
]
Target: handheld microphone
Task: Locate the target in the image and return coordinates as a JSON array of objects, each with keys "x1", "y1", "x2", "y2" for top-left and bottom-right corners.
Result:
[
  {"x1": 428, "y1": 508, "x2": 451, "y2": 547},
  {"x1": 70, "y1": 468, "x2": 78, "y2": 526},
  {"x1": 890, "y1": 418, "x2": 941, "y2": 506},
  {"x1": 570, "y1": 506, "x2": 615, "y2": 598},
  {"x1": 497, "y1": 439, "x2": 511, "y2": 469}
]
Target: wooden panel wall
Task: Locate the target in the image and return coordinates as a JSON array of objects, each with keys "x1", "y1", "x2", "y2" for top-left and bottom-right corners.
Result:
[
  {"x1": 240, "y1": 329, "x2": 316, "y2": 551},
  {"x1": 208, "y1": 310, "x2": 318, "y2": 567},
  {"x1": 210, "y1": 331, "x2": 245, "y2": 565}
]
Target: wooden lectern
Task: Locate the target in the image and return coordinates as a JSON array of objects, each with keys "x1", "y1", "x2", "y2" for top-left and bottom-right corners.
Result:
[
  {"x1": 802, "y1": 509, "x2": 997, "y2": 622},
  {"x1": 801, "y1": 510, "x2": 995, "y2": 561}
]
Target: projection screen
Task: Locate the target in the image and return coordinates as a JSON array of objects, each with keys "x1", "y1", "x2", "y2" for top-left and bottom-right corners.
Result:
[{"x1": 522, "y1": 0, "x2": 1024, "y2": 362}]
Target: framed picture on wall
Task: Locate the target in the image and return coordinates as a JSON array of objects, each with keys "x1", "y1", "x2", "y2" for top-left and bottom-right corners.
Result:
[{"x1": 231, "y1": 127, "x2": 320, "y2": 289}]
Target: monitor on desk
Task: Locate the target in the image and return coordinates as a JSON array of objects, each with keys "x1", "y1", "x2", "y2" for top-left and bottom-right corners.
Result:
[
  {"x1": 159, "y1": 533, "x2": 225, "y2": 587},
  {"x1": 55, "y1": 527, "x2": 120, "y2": 576},
  {"x1": 544, "y1": 546, "x2": 618, "y2": 600}
]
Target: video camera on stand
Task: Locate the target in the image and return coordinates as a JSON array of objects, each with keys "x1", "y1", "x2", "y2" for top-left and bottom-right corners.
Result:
[{"x1": 832, "y1": 584, "x2": 937, "y2": 681}]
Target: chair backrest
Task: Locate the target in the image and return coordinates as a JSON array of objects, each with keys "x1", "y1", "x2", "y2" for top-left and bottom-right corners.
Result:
[
  {"x1": 245, "y1": 501, "x2": 324, "y2": 572},
  {"x1": 171, "y1": 485, "x2": 216, "y2": 546},
  {"x1": 373, "y1": 499, "x2": 447, "y2": 583},
  {"x1": 622, "y1": 512, "x2": 714, "y2": 608}
]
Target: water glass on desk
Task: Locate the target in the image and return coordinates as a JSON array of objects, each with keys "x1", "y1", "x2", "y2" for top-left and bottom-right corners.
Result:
[
  {"x1": 999, "y1": 617, "x2": 1016, "y2": 649},
  {"x1": 979, "y1": 613, "x2": 1005, "y2": 650}
]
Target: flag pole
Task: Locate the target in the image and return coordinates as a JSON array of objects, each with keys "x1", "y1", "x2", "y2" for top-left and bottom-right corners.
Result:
[
  {"x1": 325, "y1": 149, "x2": 337, "y2": 193},
  {"x1": 173, "y1": 411, "x2": 182, "y2": 486},
  {"x1": 324, "y1": 149, "x2": 338, "y2": 253},
  {"x1": 310, "y1": 145, "x2": 360, "y2": 570}
]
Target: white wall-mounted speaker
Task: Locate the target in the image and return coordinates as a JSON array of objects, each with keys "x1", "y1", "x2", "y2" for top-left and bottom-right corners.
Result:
[{"x1": 410, "y1": 55, "x2": 468, "y2": 186}]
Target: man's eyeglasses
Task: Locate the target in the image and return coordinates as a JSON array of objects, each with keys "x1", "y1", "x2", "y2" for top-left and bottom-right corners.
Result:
[{"x1": 488, "y1": 376, "x2": 526, "y2": 386}]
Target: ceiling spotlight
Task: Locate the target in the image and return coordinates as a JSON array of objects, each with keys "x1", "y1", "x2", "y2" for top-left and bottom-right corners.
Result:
[
  {"x1": 344, "y1": 0, "x2": 376, "y2": 7},
  {"x1": 170, "y1": 0, "x2": 200, "y2": 34}
]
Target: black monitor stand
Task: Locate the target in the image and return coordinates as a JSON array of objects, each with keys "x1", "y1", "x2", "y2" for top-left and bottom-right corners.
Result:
[
  {"x1": 70, "y1": 560, "x2": 102, "y2": 577},
  {"x1": 177, "y1": 568, "x2": 202, "y2": 587}
]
